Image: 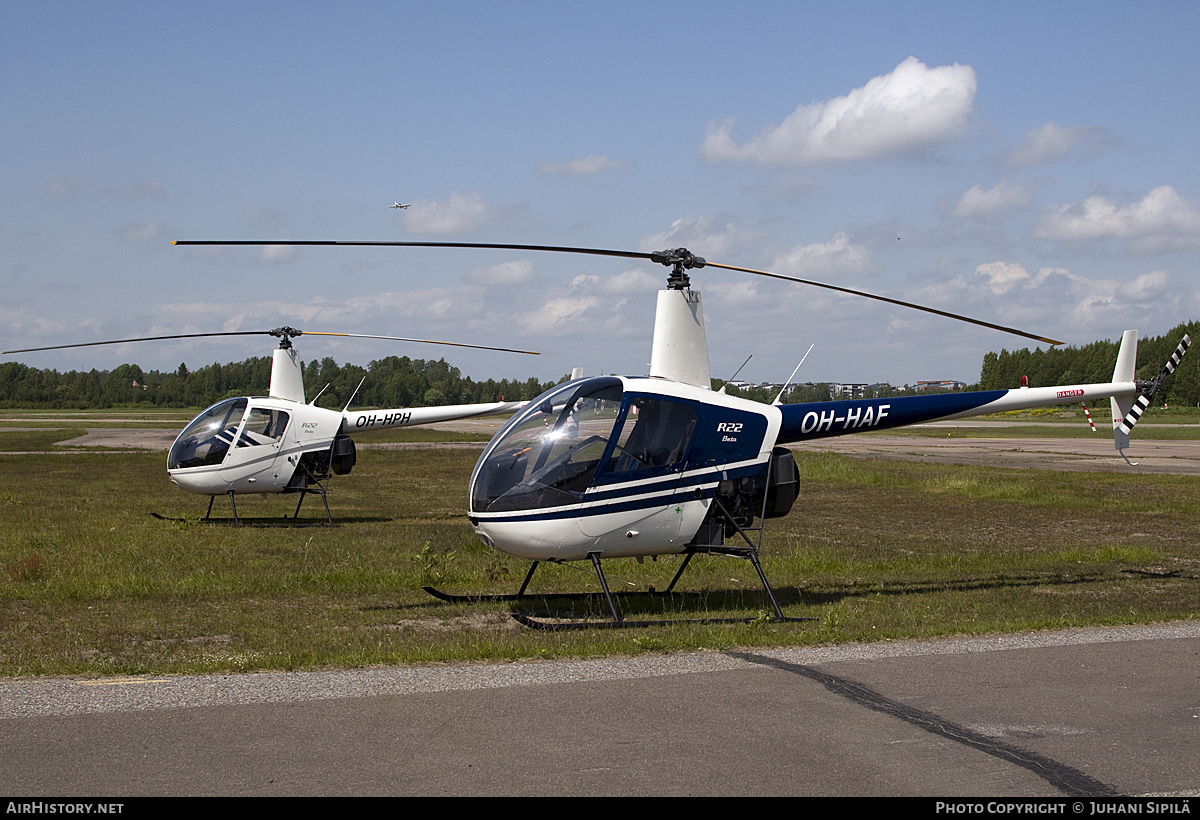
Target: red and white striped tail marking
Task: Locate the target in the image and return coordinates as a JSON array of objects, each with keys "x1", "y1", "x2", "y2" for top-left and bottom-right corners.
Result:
[
  {"x1": 1081, "y1": 402, "x2": 1096, "y2": 432},
  {"x1": 1118, "y1": 334, "x2": 1191, "y2": 436}
]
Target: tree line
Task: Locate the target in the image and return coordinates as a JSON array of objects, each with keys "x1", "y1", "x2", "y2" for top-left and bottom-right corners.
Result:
[
  {"x1": 3, "y1": 321, "x2": 1197, "y2": 409},
  {"x1": 0, "y1": 355, "x2": 562, "y2": 410},
  {"x1": 978, "y1": 321, "x2": 1200, "y2": 406}
]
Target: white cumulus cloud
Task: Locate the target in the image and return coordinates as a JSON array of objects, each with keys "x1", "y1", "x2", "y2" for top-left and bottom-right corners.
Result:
[
  {"x1": 771, "y1": 233, "x2": 875, "y2": 278},
  {"x1": 1003, "y1": 121, "x2": 1110, "y2": 169},
  {"x1": 1035, "y1": 186, "x2": 1200, "y2": 250},
  {"x1": 115, "y1": 221, "x2": 168, "y2": 243},
  {"x1": 912, "y1": 261, "x2": 1187, "y2": 336},
  {"x1": 973, "y1": 261, "x2": 1033, "y2": 295},
  {"x1": 952, "y1": 180, "x2": 1034, "y2": 220},
  {"x1": 107, "y1": 180, "x2": 166, "y2": 201},
  {"x1": 535, "y1": 154, "x2": 625, "y2": 176},
  {"x1": 465, "y1": 260, "x2": 535, "y2": 285},
  {"x1": 44, "y1": 175, "x2": 91, "y2": 196},
  {"x1": 260, "y1": 244, "x2": 299, "y2": 263},
  {"x1": 516, "y1": 296, "x2": 600, "y2": 335},
  {"x1": 400, "y1": 191, "x2": 494, "y2": 235},
  {"x1": 699, "y1": 57, "x2": 976, "y2": 166},
  {"x1": 604, "y1": 268, "x2": 661, "y2": 293},
  {"x1": 241, "y1": 203, "x2": 288, "y2": 229},
  {"x1": 158, "y1": 286, "x2": 488, "y2": 332},
  {"x1": 637, "y1": 214, "x2": 752, "y2": 258}
]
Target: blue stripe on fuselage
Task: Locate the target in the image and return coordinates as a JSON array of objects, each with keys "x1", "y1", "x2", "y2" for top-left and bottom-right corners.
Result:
[
  {"x1": 778, "y1": 390, "x2": 1008, "y2": 443},
  {"x1": 474, "y1": 461, "x2": 770, "y2": 524},
  {"x1": 476, "y1": 485, "x2": 716, "y2": 524}
]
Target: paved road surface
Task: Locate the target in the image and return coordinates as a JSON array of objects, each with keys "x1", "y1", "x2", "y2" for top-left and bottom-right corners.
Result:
[{"x1": 2, "y1": 623, "x2": 1197, "y2": 796}]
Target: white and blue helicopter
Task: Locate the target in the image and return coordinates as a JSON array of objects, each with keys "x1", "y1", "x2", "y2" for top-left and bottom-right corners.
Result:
[
  {"x1": 3, "y1": 326, "x2": 536, "y2": 525},
  {"x1": 170, "y1": 240, "x2": 1190, "y2": 627}
]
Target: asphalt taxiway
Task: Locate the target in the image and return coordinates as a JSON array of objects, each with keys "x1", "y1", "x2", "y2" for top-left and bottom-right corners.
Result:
[{"x1": 2, "y1": 623, "x2": 1197, "y2": 796}]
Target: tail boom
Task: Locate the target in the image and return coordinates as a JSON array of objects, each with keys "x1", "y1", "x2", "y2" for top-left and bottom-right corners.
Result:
[{"x1": 777, "y1": 382, "x2": 1136, "y2": 444}]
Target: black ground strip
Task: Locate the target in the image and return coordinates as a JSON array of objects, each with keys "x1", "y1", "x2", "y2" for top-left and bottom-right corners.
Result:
[{"x1": 729, "y1": 651, "x2": 1118, "y2": 797}]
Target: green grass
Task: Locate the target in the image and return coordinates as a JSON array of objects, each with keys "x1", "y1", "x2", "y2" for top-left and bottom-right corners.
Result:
[
  {"x1": 0, "y1": 428, "x2": 96, "y2": 450},
  {"x1": 886, "y1": 425, "x2": 1200, "y2": 440},
  {"x1": 357, "y1": 428, "x2": 495, "y2": 443},
  {"x1": 1, "y1": 446, "x2": 1197, "y2": 678},
  {"x1": 978, "y1": 405, "x2": 1200, "y2": 424}
]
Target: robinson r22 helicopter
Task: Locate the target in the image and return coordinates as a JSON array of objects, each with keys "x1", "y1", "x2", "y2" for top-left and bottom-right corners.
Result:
[
  {"x1": 171, "y1": 239, "x2": 1190, "y2": 628},
  {"x1": 3, "y1": 326, "x2": 537, "y2": 524}
]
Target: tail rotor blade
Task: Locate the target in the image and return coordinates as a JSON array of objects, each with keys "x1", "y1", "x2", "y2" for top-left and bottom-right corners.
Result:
[{"x1": 1118, "y1": 334, "x2": 1191, "y2": 436}]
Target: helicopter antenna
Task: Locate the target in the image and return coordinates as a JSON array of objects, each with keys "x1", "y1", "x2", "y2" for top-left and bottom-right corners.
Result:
[
  {"x1": 309, "y1": 383, "x2": 330, "y2": 405},
  {"x1": 773, "y1": 344, "x2": 814, "y2": 405},
  {"x1": 717, "y1": 354, "x2": 753, "y2": 394},
  {"x1": 342, "y1": 375, "x2": 368, "y2": 411}
]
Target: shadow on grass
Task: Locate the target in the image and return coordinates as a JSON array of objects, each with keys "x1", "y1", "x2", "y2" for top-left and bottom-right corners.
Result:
[
  {"x1": 393, "y1": 564, "x2": 1198, "y2": 625},
  {"x1": 790, "y1": 566, "x2": 1197, "y2": 606},
  {"x1": 148, "y1": 512, "x2": 392, "y2": 527}
]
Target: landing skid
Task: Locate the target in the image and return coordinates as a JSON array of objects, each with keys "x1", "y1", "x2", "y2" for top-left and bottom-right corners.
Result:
[
  {"x1": 510, "y1": 611, "x2": 799, "y2": 630},
  {"x1": 422, "y1": 456, "x2": 816, "y2": 629},
  {"x1": 203, "y1": 468, "x2": 335, "y2": 526},
  {"x1": 153, "y1": 476, "x2": 336, "y2": 526},
  {"x1": 501, "y1": 549, "x2": 814, "y2": 630},
  {"x1": 425, "y1": 478, "x2": 816, "y2": 629},
  {"x1": 422, "y1": 560, "x2": 700, "y2": 604}
]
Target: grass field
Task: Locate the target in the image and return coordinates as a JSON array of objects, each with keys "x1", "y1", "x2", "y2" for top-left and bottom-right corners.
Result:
[
  {"x1": 1, "y1": 439, "x2": 1196, "y2": 678},
  {"x1": 881, "y1": 425, "x2": 1200, "y2": 440}
]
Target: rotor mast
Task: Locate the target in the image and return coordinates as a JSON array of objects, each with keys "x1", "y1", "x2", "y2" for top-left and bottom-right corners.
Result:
[{"x1": 648, "y1": 248, "x2": 712, "y2": 389}]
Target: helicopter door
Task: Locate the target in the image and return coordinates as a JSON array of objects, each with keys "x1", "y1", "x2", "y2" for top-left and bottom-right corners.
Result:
[
  {"x1": 217, "y1": 407, "x2": 294, "y2": 491},
  {"x1": 579, "y1": 396, "x2": 697, "y2": 539}
]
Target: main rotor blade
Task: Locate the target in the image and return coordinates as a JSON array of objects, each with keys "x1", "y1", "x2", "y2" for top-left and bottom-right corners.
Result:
[
  {"x1": 3, "y1": 329, "x2": 539, "y2": 356},
  {"x1": 704, "y1": 261, "x2": 1065, "y2": 346},
  {"x1": 172, "y1": 239, "x2": 654, "y2": 262},
  {"x1": 301, "y1": 332, "x2": 539, "y2": 355},
  {"x1": 2, "y1": 331, "x2": 269, "y2": 355},
  {"x1": 172, "y1": 239, "x2": 1063, "y2": 345}
]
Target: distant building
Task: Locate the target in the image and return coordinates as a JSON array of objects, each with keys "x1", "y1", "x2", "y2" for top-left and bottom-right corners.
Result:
[
  {"x1": 914, "y1": 380, "x2": 966, "y2": 392},
  {"x1": 831, "y1": 382, "x2": 869, "y2": 398}
]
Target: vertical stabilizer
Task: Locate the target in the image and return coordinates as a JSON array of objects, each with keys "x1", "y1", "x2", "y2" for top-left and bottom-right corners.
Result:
[
  {"x1": 649, "y1": 288, "x2": 711, "y2": 388},
  {"x1": 270, "y1": 347, "x2": 306, "y2": 403},
  {"x1": 1110, "y1": 331, "x2": 1137, "y2": 436},
  {"x1": 1110, "y1": 330, "x2": 1137, "y2": 452}
]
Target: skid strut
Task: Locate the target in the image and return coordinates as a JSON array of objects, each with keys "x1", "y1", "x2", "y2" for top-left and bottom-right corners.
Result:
[
  {"x1": 431, "y1": 453, "x2": 814, "y2": 629},
  {"x1": 195, "y1": 459, "x2": 334, "y2": 527}
]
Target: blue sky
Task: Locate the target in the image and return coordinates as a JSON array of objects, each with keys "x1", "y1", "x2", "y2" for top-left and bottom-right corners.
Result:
[{"x1": 4, "y1": 1, "x2": 1200, "y2": 387}]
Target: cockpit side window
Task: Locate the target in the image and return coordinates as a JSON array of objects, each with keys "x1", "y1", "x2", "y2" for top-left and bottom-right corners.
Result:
[
  {"x1": 603, "y1": 397, "x2": 696, "y2": 476},
  {"x1": 236, "y1": 408, "x2": 290, "y2": 448}
]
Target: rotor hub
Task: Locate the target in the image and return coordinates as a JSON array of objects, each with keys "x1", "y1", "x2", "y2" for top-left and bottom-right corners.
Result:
[
  {"x1": 649, "y1": 247, "x2": 706, "y2": 290},
  {"x1": 268, "y1": 326, "x2": 304, "y2": 349}
]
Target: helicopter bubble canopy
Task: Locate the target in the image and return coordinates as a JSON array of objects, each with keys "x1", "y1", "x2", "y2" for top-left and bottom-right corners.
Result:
[
  {"x1": 470, "y1": 377, "x2": 625, "y2": 514},
  {"x1": 466, "y1": 374, "x2": 783, "y2": 561},
  {"x1": 168, "y1": 397, "x2": 249, "y2": 470},
  {"x1": 470, "y1": 375, "x2": 770, "y2": 517}
]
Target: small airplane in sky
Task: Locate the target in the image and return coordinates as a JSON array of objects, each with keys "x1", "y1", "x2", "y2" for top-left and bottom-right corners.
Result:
[{"x1": 389, "y1": 202, "x2": 410, "y2": 209}]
